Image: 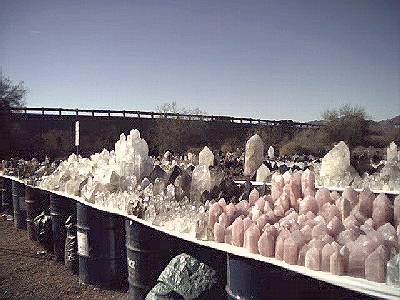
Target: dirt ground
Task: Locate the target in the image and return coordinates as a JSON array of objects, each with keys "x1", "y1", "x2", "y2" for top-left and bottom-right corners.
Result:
[{"x1": 0, "y1": 217, "x2": 129, "y2": 300}]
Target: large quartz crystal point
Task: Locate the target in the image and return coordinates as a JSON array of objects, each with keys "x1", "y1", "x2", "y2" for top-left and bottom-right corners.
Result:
[
  {"x1": 387, "y1": 142, "x2": 398, "y2": 164},
  {"x1": 305, "y1": 247, "x2": 321, "y2": 271},
  {"x1": 232, "y1": 217, "x2": 245, "y2": 247},
  {"x1": 330, "y1": 249, "x2": 345, "y2": 275},
  {"x1": 394, "y1": 195, "x2": 400, "y2": 227},
  {"x1": 190, "y1": 165, "x2": 211, "y2": 202},
  {"x1": 365, "y1": 245, "x2": 388, "y2": 283},
  {"x1": 386, "y1": 252, "x2": 400, "y2": 286},
  {"x1": 359, "y1": 188, "x2": 375, "y2": 217},
  {"x1": 244, "y1": 134, "x2": 264, "y2": 177},
  {"x1": 301, "y1": 169, "x2": 315, "y2": 195},
  {"x1": 256, "y1": 164, "x2": 271, "y2": 182},
  {"x1": 198, "y1": 146, "x2": 214, "y2": 167},
  {"x1": 372, "y1": 193, "x2": 393, "y2": 228},
  {"x1": 258, "y1": 230, "x2": 276, "y2": 257},
  {"x1": 267, "y1": 146, "x2": 275, "y2": 159},
  {"x1": 319, "y1": 141, "x2": 354, "y2": 186},
  {"x1": 244, "y1": 225, "x2": 261, "y2": 254}
]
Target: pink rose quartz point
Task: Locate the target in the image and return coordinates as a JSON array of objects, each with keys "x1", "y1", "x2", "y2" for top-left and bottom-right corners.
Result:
[
  {"x1": 218, "y1": 212, "x2": 228, "y2": 228},
  {"x1": 271, "y1": 174, "x2": 285, "y2": 200},
  {"x1": 299, "y1": 196, "x2": 318, "y2": 215},
  {"x1": 248, "y1": 188, "x2": 260, "y2": 206},
  {"x1": 208, "y1": 202, "x2": 223, "y2": 229},
  {"x1": 330, "y1": 249, "x2": 345, "y2": 275},
  {"x1": 232, "y1": 217, "x2": 244, "y2": 247},
  {"x1": 358, "y1": 188, "x2": 374, "y2": 217},
  {"x1": 213, "y1": 222, "x2": 225, "y2": 243},
  {"x1": 365, "y1": 245, "x2": 388, "y2": 283},
  {"x1": 342, "y1": 187, "x2": 358, "y2": 208},
  {"x1": 275, "y1": 229, "x2": 290, "y2": 260},
  {"x1": 305, "y1": 247, "x2": 321, "y2": 271},
  {"x1": 372, "y1": 193, "x2": 393, "y2": 229},
  {"x1": 258, "y1": 230, "x2": 276, "y2": 257},
  {"x1": 244, "y1": 225, "x2": 261, "y2": 254},
  {"x1": 225, "y1": 225, "x2": 233, "y2": 244},
  {"x1": 301, "y1": 169, "x2": 315, "y2": 195},
  {"x1": 315, "y1": 188, "x2": 332, "y2": 210},
  {"x1": 394, "y1": 195, "x2": 400, "y2": 227}
]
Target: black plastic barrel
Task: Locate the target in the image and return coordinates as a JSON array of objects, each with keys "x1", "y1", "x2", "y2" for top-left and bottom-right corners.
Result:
[
  {"x1": 50, "y1": 193, "x2": 76, "y2": 261},
  {"x1": 12, "y1": 180, "x2": 26, "y2": 229},
  {"x1": 125, "y1": 220, "x2": 183, "y2": 299},
  {"x1": 25, "y1": 186, "x2": 45, "y2": 240},
  {"x1": 1, "y1": 177, "x2": 13, "y2": 218},
  {"x1": 77, "y1": 202, "x2": 127, "y2": 289},
  {"x1": 226, "y1": 253, "x2": 370, "y2": 300}
]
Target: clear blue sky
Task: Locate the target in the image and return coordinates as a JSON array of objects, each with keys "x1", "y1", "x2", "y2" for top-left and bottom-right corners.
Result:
[{"x1": 1, "y1": 0, "x2": 399, "y2": 122}]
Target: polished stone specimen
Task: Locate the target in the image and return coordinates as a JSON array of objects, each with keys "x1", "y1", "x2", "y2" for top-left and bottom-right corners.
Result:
[
  {"x1": 267, "y1": 145, "x2": 275, "y2": 159},
  {"x1": 394, "y1": 195, "x2": 400, "y2": 227},
  {"x1": 256, "y1": 164, "x2": 271, "y2": 182},
  {"x1": 321, "y1": 242, "x2": 339, "y2": 272},
  {"x1": 386, "y1": 252, "x2": 400, "y2": 286},
  {"x1": 319, "y1": 141, "x2": 351, "y2": 185},
  {"x1": 275, "y1": 229, "x2": 290, "y2": 260},
  {"x1": 244, "y1": 134, "x2": 264, "y2": 177},
  {"x1": 372, "y1": 193, "x2": 393, "y2": 228},
  {"x1": 387, "y1": 142, "x2": 398, "y2": 164},
  {"x1": 305, "y1": 247, "x2": 321, "y2": 271},
  {"x1": 248, "y1": 188, "x2": 260, "y2": 206},
  {"x1": 358, "y1": 188, "x2": 375, "y2": 217},
  {"x1": 327, "y1": 216, "x2": 343, "y2": 237},
  {"x1": 271, "y1": 174, "x2": 285, "y2": 200},
  {"x1": 190, "y1": 165, "x2": 211, "y2": 201},
  {"x1": 330, "y1": 248, "x2": 345, "y2": 275},
  {"x1": 244, "y1": 225, "x2": 261, "y2": 254},
  {"x1": 301, "y1": 169, "x2": 315, "y2": 195},
  {"x1": 232, "y1": 217, "x2": 244, "y2": 247},
  {"x1": 258, "y1": 230, "x2": 276, "y2": 257},
  {"x1": 299, "y1": 196, "x2": 318, "y2": 215},
  {"x1": 365, "y1": 245, "x2": 388, "y2": 282},
  {"x1": 208, "y1": 202, "x2": 223, "y2": 229},
  {"x1": 342, "y1": 187, "x2": 358, "y2": 208},
  {"x1": 315, "y1": 188, "x2": 332, "y2": 210},
  {"x1": 213, "y1": 222, "x2": 225, "y2": 243},
  {"x1": 198, "y1": 146, "x2": 214, "y2": 167}
]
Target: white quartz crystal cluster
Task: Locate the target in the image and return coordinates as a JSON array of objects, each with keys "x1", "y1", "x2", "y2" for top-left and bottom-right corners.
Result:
[
  {"x1": 209, "y1": 169, "x2": 400, "y2": 285},
  {"x1": 40, "y1": 129, "x2": 153, "y2": 206},
  {"x1": 316, "y1": 141, "x2": 400, "y2": 192},
  {"x1": 244, "y1": 134, "x2": 264, "y2": 177}
]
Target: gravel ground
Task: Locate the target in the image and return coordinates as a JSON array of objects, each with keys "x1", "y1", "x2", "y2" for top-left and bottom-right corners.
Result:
[{"x1": 0, "y1": 217, "x2": 129, "y2": 300}]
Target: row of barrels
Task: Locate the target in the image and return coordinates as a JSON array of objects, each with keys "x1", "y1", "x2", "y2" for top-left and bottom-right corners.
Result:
[
  {"x1": 0, "y1": 176, "x2": 227, "y2": 299},
  {"x1": 0, "y1": 176, "x2": 373, "y2": 299}
]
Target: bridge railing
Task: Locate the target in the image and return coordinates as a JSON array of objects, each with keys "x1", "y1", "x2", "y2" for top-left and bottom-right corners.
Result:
[{"x1": 6, "y1": 107, "x2": 322, "y2": 129}]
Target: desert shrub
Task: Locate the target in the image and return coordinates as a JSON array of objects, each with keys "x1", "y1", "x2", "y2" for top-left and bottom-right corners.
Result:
[
  {"x1": 322, "y1": 104, "x2": 369, "y2": 148},
  {"x1": 280, "y1": 141, "x2": 306, "y2": 156}
]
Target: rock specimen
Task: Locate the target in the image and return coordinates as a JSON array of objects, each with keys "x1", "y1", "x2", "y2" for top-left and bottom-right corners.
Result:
[
  {"x1": 267, "y1": 146, "x2": 275, "y2": 159},
  {"x1": 198, "y1": 146, "x2": 214, "y2": 167},
  {"x1": 244, "y1": 134, "x2": 264, "y2": 177},
  {"x1": 256, "y1": 164, "x2": 271, "y2": 182}
]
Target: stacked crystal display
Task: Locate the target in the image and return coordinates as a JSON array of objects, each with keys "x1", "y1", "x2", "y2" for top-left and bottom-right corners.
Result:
[{"x1": 209, "y1": 169, "x2": 400, "y2": 285}]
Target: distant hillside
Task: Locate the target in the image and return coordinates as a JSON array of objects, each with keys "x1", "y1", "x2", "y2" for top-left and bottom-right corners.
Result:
[{"x1": 378, "y1": 115, "x2": 400, "y2": 129}]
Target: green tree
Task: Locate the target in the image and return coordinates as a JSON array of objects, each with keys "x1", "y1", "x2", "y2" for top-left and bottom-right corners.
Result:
[
  {"x1": 322, "y1": 104, "x2": 369, "y2": 148},
  {"x1": 0, "y1": 71, "x2": 27, "y2": 111}
]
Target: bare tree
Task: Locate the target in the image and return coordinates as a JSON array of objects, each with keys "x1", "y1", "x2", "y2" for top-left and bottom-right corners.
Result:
[{"x1": 153, "y1": 102, "x2": 208, "y2": 154}]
